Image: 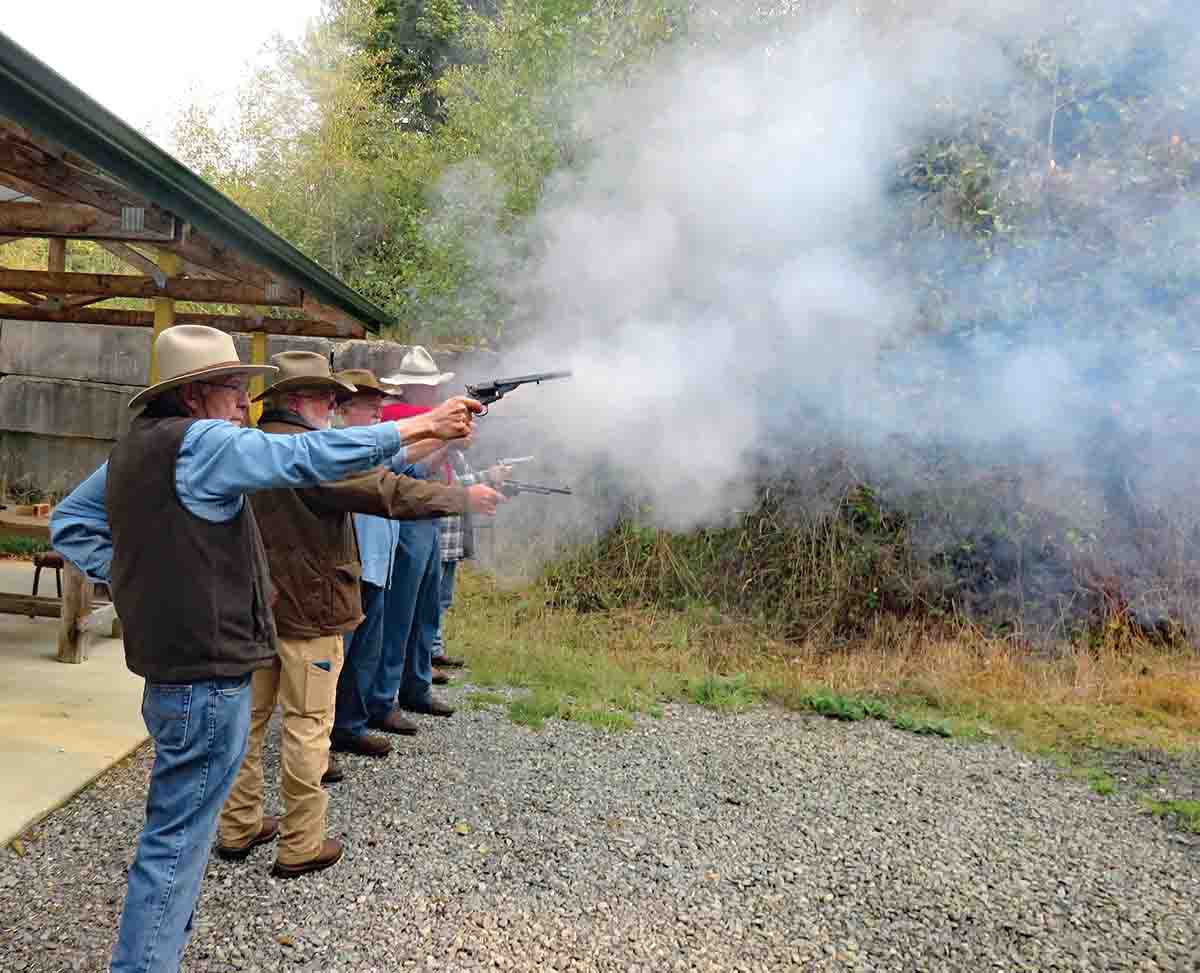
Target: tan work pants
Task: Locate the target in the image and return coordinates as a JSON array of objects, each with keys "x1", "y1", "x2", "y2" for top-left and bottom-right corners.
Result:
[{"x1": 218, "y1": 634, "x2": 344, "y2": 865}]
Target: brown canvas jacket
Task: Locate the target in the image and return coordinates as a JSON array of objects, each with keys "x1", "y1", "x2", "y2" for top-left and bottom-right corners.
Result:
[{"x1": 251, "y1": 412, "x2": 469, "y2": 638}]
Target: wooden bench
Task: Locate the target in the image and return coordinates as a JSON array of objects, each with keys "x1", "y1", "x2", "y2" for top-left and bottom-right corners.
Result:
[{"x1": 0, "y1": 508, "x2": 120, "y2": 663}]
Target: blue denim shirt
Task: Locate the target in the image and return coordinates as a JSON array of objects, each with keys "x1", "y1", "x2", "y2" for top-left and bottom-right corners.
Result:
[
  {"x1": 352, "y1": 453, "x2": 426, "y2": 588},
  {"x1": 51, "y1": 419, "x2": 405, "y2": 585}
]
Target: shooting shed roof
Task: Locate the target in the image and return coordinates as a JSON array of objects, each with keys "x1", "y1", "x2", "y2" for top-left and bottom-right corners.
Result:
[{"x1": 0, "y1": 30, "x2": 391, "y2": 337}]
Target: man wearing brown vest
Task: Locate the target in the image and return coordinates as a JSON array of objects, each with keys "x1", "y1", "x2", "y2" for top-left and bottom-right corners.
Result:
[
  {"x1": 215, "y1": 351, "x2": 504, "y2": 878},
  {"x1": 50, "y1": 326, "x2": 482, "y2": 973}
]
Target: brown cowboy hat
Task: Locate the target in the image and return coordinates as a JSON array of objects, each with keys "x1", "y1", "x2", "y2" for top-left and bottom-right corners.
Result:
[
  {"x1": 128, "y1": 325, "x2": 277, "y2": 410},
  {"x1": 253, "y1": 351, "x2": 357, "y2": 403},
  {"x1": 334, "y1": 368, "x2": 404, "y2": 398}
]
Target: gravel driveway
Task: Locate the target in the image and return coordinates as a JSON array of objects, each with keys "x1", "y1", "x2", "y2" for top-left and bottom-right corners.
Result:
[{"x1": 2, "y1": 689, "x2": 1197, "y2": 972}]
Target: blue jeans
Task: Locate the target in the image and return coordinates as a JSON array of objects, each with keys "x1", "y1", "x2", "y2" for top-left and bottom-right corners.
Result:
[
  {"x1": 368, "y1": 522, "x2": 439, "y2": 715},
  {"x1": 111, "y1": 675, "x2": 252, "y2": 973},
  {"x1": 432, "y1": 559, "x2": 459, "y2": 655},
  {"x1": 333, "y1": 581, "x2": 385, "y2": 740}
]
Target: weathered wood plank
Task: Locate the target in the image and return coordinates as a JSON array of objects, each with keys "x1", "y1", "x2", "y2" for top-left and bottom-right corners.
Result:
[
  {"x1": 0, "y1": 202, "x2": 177, "y2": 242},
  {"x1": 0, "y1": 289, "x2": 47, "y2": 304},
  {"x1": 0, "y1": 269, "x2": 302, "y2": 306},
  {"x1": 98, "y1": 241, "x2": 164, "y2": 276},
  {"x1": 0, "y1": 593, "x2": 62, "y2": 619},
  {"x1": 0, "y1": 302, "x2": 361, "y2": 337},
  {"x1": 47, "y1": 238, "x2": 65, "y2": 273},
  {"x1": 0, "y1": 134, "x2": 176, "y2": 234},
  {"x1": 56, "y1": 562, "x2": 93, "y2": 664}
]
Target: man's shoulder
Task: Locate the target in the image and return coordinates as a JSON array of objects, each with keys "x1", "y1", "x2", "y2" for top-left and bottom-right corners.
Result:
[{"x1": 256, "y1": 419, "x2": 306, "y2": 437}]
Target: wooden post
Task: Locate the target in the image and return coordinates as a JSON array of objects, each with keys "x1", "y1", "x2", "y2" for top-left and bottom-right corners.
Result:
[
  {"x1": 47, "y1": 238, "x2": 66, "y2": 273},
  {"x1": 249, "y1": 330, "x2": 268, "y2": 425},
  {"x1": 56, "y1": 562, "x2": 94, "y2": 664},
  {"x1": 149, "y1": 252, "x2": 181, "y2": 384}
]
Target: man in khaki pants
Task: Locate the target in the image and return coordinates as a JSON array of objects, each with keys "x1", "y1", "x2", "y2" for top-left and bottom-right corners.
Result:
[{"x1": 216, "y1": 352, "x2": 503, "y2": 877}]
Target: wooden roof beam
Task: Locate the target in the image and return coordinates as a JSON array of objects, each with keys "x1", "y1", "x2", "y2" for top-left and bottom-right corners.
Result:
[
  {"x1": 0, "y1": 132, "x2": 176, "y2": 235},
  {"x1": 0, "y1": 268, "x2": 303, "y2": 306},
  {"x1": 0, "y1": 302, "x2": 364, "y2": 337},
  {"x1": 97, "y1": 241, "x2": 161, "y2": 276},
  {"x1": 0, "y1": 201, "x2": 177, "y2": 242}
]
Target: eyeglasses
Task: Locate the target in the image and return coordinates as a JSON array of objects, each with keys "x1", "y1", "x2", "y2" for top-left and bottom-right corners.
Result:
[{"x1": 199, "y1": 380, "x2": 248, "y2": 395}]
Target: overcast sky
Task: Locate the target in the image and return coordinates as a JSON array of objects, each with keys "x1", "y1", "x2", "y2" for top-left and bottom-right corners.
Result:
[{"x1": 3, "y1": 2, "x2": 324, "y2": 148}]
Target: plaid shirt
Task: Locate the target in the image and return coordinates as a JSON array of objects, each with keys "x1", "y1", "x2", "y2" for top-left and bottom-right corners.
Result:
[{"x1": 438, "y1": 454, "x2": 485, "y2": 562}]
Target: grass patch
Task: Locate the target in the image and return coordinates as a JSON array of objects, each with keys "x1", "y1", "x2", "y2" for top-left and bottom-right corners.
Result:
[
  {"x1": 1081, "y1": 767, "x2": 1118, "y2": 797},
  {"x1": 569, "y1": 708, "x2": 636, "y2": 732},
  {"x1": 0, "y1": 537, "x2": 49, "y2": 558},
  {"x1": 448, "y1": 568, "x2": 1200, "y2": 756},
  {"x1": 463, "y1": 691, "x2": 508, "y2": 710},
  {"x1": 795, "y1": 691, "x2": 952, "y2": 737},
  {"x1": 508, "y1": 690, "x2": 563, "y2": 730},
  {"x1": 684, "y1": 673, "x2": 757, "y2": 712},
  {"x1": 1139, "y1": 798, "x2": 1200, "y2": 833}
]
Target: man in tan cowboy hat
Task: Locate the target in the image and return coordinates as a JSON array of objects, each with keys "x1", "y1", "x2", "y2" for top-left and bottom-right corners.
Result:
[
  {"x1": 49, "y1": 326, "x2": 483, "y2": 972},
  {"x1": 215, "y1": 352, "x2": 504, "y2": 878},
  {"x1": 329, "y1": 368, "x2": 416, "y2": 751}
]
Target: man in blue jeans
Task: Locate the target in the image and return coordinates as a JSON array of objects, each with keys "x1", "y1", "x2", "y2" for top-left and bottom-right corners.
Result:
[
  {"x1": 371, "y1": 347, "x2": 461, "y2": 721},
  {"x1": 328, "y1": 369, "x2": 502, "y2": 752},
  {"x1": 50, "y1": 326, "x2": 481, "y2": 973},
  {"x1": 432, "y1": 439, "x2": 511, "y2": 667}
]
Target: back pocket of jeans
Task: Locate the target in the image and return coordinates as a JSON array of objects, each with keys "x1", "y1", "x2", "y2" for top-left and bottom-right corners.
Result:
[{"x1": 142, "y1": 684, "x2": 192, "y2": 751}]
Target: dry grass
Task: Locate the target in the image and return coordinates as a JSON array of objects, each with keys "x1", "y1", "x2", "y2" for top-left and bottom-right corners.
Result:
[{"x1": 448, "y1": 568, "x2": 1200, "y2": 754}]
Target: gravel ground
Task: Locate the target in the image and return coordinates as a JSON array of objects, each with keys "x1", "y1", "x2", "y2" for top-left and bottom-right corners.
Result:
[{"x1": 1, "y1": 686, "x2": 1198, "y2": 973}]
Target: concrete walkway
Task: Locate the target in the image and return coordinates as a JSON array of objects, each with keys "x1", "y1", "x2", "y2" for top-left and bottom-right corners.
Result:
[{"x1": 0, "y1": 559, "x2": 144, "y2": 845}]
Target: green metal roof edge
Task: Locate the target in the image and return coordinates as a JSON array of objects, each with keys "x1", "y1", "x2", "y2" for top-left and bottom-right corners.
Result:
[{"x1": 0, "y1": 30, "x2": 392, "y2": 333}]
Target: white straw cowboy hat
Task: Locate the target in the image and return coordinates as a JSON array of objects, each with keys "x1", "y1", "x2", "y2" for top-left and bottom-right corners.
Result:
[
  {"x1": 253, "y1": 351, "x2": 357, "y2": 402},
  {"x1": 381, "y1": 346, "x2": 454, "y2": 387},
  {"x1": 129, "y1": 325, "x2": 277, "y2": 410}
]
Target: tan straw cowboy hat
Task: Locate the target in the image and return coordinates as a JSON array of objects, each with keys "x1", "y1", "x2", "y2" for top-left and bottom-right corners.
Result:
[
  {"x1": 253, "y1": 351, "x2": 357, "y2": 403},
  {"x1": 129, "y1": 325, "x2": 277, "y2": 410},
  {"x1": 333, "y1": 368, "x2": 403, "y2": 398},
  {"x1": 381, "y1": 346, "x2": 454, "y2": 387}
]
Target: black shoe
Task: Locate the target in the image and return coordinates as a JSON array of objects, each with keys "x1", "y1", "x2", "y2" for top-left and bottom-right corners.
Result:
[
  {"x1": 215, "y1": 816, "x2": 279, "y2": 861},
  {"x1": 272, "y1": 839, "x2": 344, "y2": 879}
]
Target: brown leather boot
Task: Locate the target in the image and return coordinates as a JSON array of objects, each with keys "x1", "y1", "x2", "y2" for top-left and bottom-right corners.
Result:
[
  {"x1": 321, "y1": 755, "x2": 344, "y2": 785},
  {"x1": 271, "y1": 838, "x2": 344, "y2": 879},
  {"x1": 330, "y1": 732, "x2": 392, "y2": 757},
  {"x1": 432, "y1": 668, "x2": 451, "y2": 686},
  {"x1": 398, "y1": 696, "x2": 455, "y2": 718},
  {"x1": 215, "y1": 816, "x2": 279, "y2": 861},
  {"x1": 367, "y1": 709, "x2": 419, "y2": 735},
  {"x1": 432, "y1": 653, "x2": 466, "y2": 668}
]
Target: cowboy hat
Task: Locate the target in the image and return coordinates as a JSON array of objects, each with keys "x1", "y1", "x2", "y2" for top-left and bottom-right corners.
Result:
[
  {"x1": 333, "y1": 368, "x2": 403, "y2": 398},
  {"x1": 381, "y1": 346, "x2": 454, "y2": 387},
  {"x1": 129, "y1": 325, "x2": 277, "y2": 410},
  {"x1": 253, "y1": 351, "x2": 357, "y2": 402}
]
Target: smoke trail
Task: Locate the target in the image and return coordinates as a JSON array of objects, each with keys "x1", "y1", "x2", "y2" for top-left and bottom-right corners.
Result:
[{"x1": 444, "y1": 0, "x2": 1200, "y2": 632}]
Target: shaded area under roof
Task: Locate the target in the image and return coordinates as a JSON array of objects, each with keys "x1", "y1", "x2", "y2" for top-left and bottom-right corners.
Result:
[{"x1": 0, "y1": 30, "x2": 391, "y2": 333}]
